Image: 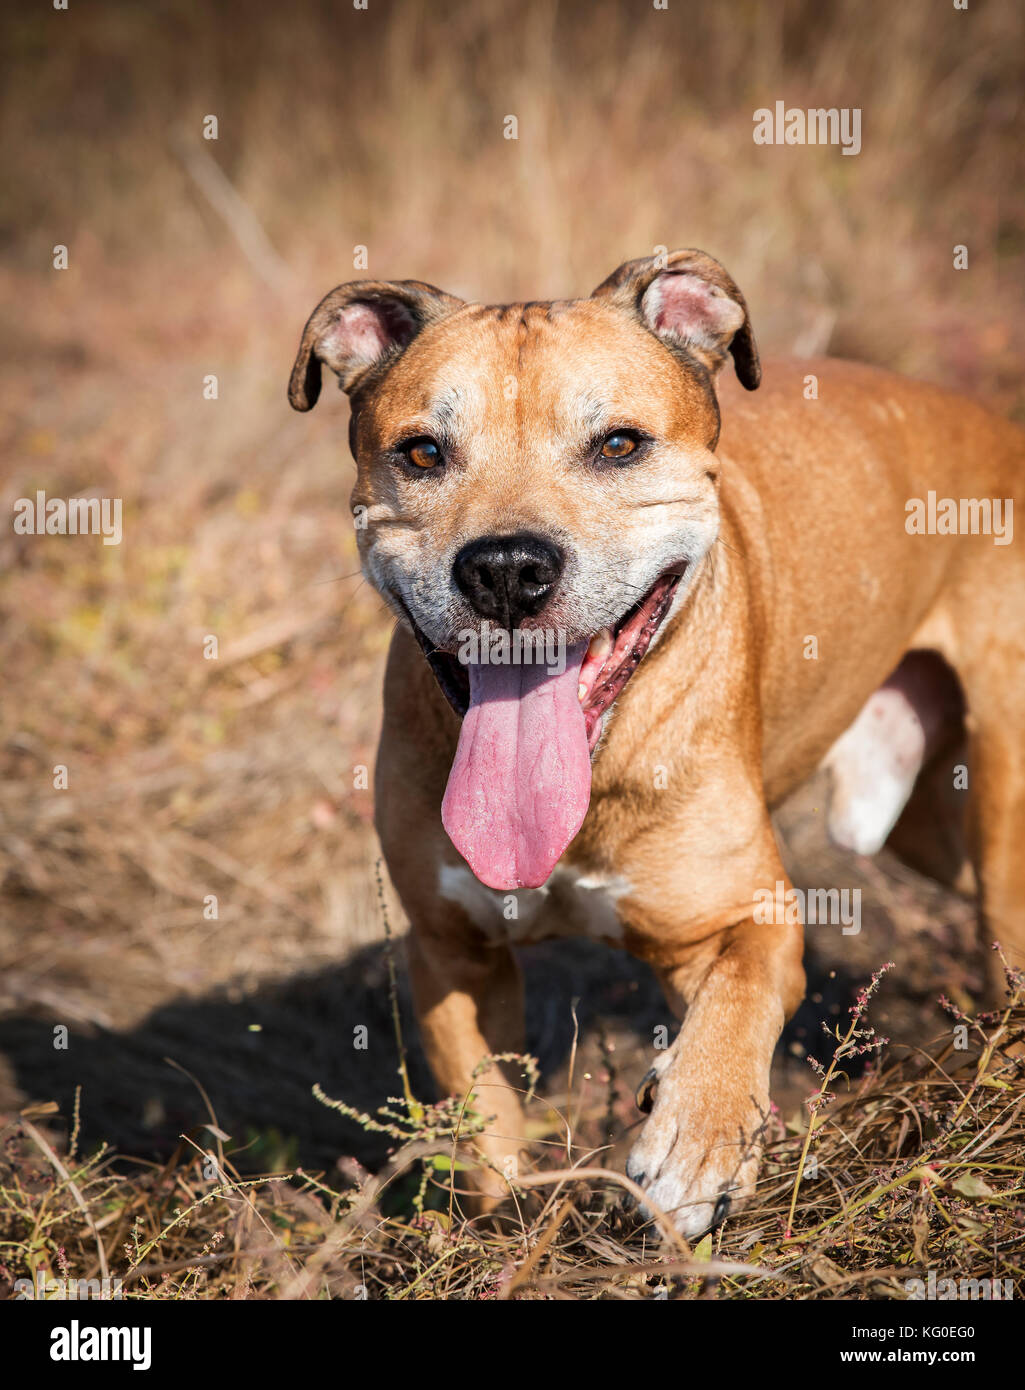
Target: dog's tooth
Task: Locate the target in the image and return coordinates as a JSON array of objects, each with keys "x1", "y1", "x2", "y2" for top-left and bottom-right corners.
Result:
[
  {"x1": 587, "y1": 628, "x2": 613, "y2": 661},
  {"x1": 578, "y1": 683, "x2": 588, "y2": 703}
]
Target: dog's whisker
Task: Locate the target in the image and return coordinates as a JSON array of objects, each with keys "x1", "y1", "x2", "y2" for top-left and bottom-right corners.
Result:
[
  {"x1": 311, "y1": 568, "x2": 365, "y2": 586},
  {"x1": 630, "y1": 496, "x2": 706, "y2": 509}
]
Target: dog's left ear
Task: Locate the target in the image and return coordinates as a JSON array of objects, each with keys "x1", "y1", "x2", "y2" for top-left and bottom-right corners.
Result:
[
  {"x1": 288, "y1": 279, "x2": 464, "y2": 411},
  {"x1": 591, "y1": 249, "x2": 760, "y2": 390}
]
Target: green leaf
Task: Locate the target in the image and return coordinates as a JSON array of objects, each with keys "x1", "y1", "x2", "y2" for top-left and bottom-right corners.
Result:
[
  {"x1": 952, "y1": 1172, "x2": 996, "y2": 1199},
  {"x1": 429, "y1": 1155, "x2": 469, "y2": 1173}
]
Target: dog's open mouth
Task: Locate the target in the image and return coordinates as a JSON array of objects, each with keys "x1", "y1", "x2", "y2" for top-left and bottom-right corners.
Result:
[
  {"x1": 576, "y1": 571, "x2": 681, "y2": 750},
  {"x1": 405, "y1": 570, "x2": 682, "y2": 892},
  {"x1": 414, "y1": 570, "x2": 682, "y2": 739}
]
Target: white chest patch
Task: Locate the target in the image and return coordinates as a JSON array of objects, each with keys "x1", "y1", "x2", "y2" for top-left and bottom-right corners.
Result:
[{"x1": 438, "y1": 863, "x2": 630, "y2": 946}]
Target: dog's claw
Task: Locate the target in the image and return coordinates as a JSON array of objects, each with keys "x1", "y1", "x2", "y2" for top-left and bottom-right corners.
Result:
[
  {"x1": 623, "y1": 1155, "x2": 647, "y2": 1213},
  {"x1": 635, "y1": 1067, "x2": 658, "y2": 1114}
]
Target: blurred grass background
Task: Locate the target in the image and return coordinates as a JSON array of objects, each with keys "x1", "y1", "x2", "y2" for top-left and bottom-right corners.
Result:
[{"x1": 0, "y1": 0, "x2": 1021, "y2": 1169}]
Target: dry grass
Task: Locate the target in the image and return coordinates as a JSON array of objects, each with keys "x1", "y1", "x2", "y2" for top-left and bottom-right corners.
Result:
[
  {"x1": 2, "y1": 958, "x2": 1022, "y2": 1301},
  {"x1": 1, "y1": 0, "x2": 1024, "y2": 1299}
]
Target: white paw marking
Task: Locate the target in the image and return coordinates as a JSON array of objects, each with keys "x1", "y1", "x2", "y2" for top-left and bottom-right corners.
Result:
[
  {"x1": 626, "y1": 1039, "x2": 768, "y2": 1238},
  {"x1": 627, "y1": 1110, "x2": 761, "y2": 1240}
]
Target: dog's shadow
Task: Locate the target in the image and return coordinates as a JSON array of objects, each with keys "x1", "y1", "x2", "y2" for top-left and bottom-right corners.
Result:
[
  {"x1": 0, "y1": 907, "x2": 960, "y2": 1176},
  {"x1": 0, "y1": 939, "x2": 668, "y2": 1173}
]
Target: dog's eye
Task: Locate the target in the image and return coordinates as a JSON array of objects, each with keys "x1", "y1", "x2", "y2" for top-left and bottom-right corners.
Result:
[
  {"x1": 404, "y1": 438, "x2": 443, "y2": 470},
  {"x1": 600, "y1": 432, "x2": 639, "y2": 459}
]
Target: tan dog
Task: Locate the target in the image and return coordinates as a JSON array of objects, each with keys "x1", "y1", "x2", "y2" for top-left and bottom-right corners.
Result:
[{"x1": 289, "y1": 250, "x2": 1025, "y2": 1236}]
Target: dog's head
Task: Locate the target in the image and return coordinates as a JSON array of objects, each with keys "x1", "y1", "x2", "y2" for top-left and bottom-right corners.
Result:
[{"x1": 289, "y1": 250, "x2": 760, "y2": 889}]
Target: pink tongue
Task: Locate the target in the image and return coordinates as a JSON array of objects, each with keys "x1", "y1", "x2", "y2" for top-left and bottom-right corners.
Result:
[{"x1": 441, "y1": 641, "x2": 591, "y2": 890}]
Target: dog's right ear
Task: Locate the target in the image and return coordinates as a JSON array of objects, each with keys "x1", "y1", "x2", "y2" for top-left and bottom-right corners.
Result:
[{"x1": 288, "y1": 280, "x2": 463, "y2": 411}]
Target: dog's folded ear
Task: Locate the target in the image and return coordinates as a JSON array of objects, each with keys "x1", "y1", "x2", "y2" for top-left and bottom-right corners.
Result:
[
  {"x1": 591, "y1": 250, "x2": 760, "y2": 390},
  {"x1": 288, "y1": 280, "x2": 463, "y2": 411}
]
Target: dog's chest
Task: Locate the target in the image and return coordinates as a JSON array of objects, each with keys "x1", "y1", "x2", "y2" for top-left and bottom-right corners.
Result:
[{"x1": 437, "y1": 863, "x2": 630, "y2": 946}]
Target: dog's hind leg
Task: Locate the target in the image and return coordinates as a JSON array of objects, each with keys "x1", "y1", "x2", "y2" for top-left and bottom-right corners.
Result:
[
  {"x1": 823, "y1": 650, "x2": 965, "y2": 870},
  {"x1": 951, "y1": 566, "x2": 1025, "y2": 999},
  {"x1": 963, "y1": 712, "x2": 1025, "y2": 1000}
]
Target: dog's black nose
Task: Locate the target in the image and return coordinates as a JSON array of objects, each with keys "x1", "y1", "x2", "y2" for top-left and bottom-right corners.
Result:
[{"x1": 452, "y1": 533, "x2": 563, "y2": 627}]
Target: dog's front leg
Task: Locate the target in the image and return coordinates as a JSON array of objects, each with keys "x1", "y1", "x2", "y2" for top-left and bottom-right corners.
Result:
[
  {"x1": 376, "y1": 633, "x2": 529, "y2": 1206},
  {"x1": 627, "y1": 911, "x2": 805, "y2": 1239},
  {"x1": 406, "y1": 916, "x2": 528, "y2": 1205}
]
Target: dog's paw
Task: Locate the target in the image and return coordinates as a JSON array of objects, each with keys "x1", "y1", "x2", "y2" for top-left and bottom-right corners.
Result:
[{"x1": 625, "y1": 1057, "x2": 768, "y2": 1239}]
